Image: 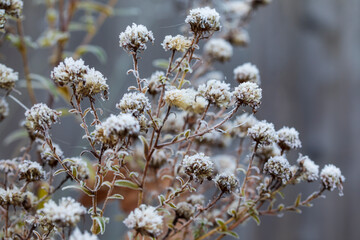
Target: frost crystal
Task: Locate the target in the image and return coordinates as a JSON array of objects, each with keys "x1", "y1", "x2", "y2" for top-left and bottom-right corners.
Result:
[
  {"x1": 25, "y1": 103, "x2": 61, "y2": 132},
  {"x1": 182, "y1": 153, "x2": 214, "y2": 182},
  {"x1": 70, "y1": 228, "x2": 99, "y2": 240},
  {"x1": 233, "y1": 63, "x2": 260, "y2": 84},
  {"x1": 263, "y1": 156, "x2": 291, "y2": 183},
  {"x1": 0, "y1": 63, "x2": 18, "y2": 91},
  {"x1": 123, "y1": 204, "x2": 163, "y2": 237},
  {"x1": 117, "y1": 92, "x2": 151, "y2": 116},
  {"x1": 19, "y1": 160, "x2": 45, "y2": 182},
  {"x1": 320, "y1": 164, "x2": 345, "y2": 196},
  {"x1": 297, "y1": 154, "x2": 319, "y2": 182},
  {"x1": 247, "y1": 120, "x2": 277, "y2": 145},
  {"x1": 162, "y1": 35, "x2": 192, "y2": 52},
  {"x1": 92, "y1": 114, "x2": 140, "y2": 147},
  {"x1": 0, "y1": 97, "x2": 9, "y2": 122},
  {"x1": 276, "y1": 126, "x2": 302, "y2": 151},
  {"x1": 119, "y1": 23, "x2": 154, "y2": 53},
  {"x1": 198, "y1": 79, "x2": 231, "y2": 107},
  {"x1": 214, "y1": 172, "x2": 239, "y2": 193},
  {"x1": 204, "y1": 38, "x2": 233, "y2": 62},
  {"x1": 233, "y1": 82, "x2": 262, "y2": 111},
  {"x1": 185, "y1": 7, "x2": 221, "y2": 32},
  {"x1": 37, "y1": 197, "x2": 86, "y2": 227}
]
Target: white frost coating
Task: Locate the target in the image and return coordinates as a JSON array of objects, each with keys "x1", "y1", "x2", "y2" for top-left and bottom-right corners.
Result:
[
  {"x1": 162, "y1": 35, "x2": 191, "y2": 52},
  {"x1": 123, "y1": 204, "x2": 163, "y2": 237},
  {"x1": 117, "y1": 92, "x2": 151, "y2": 116},
  {"x1": 119, "y1": 23, "x2": 154, "y2": 53},
  {"x1": 247, "y1": 120, "x2": 277, "y2": 145},
  {"x1": 276, "y1": 126, "x2": 302, "y2": 150},
  {"x1": 297, "y1": 154, "x2": 319, "y2": 182},
  {"x1": 185, "y1": 7, "x2": 221, "y2": 32},
  {"x1": 263, "y1": 156, "x2": 291, "y2": 183},
  {"x1": 0, "y1": 63, "x2": 18, "y2": 91},
  {"x1": 233, "y1": 63, "x2": 260, "y2": 84},
  {"x1": 320, "y1": 164, "x2": 345, "y2": 196},
  {"x1": 69, "y1": 228, "x2": 99, "y2": 240},
  {"x1": 233, "y1": 82, "x2": 262, "y2": 110},
  {"x1": 198, "y1": 79, "x2": 231, "y2": 107},
  {"x1": 182, "y1": 153, "x2": 214, "y2": 182}
]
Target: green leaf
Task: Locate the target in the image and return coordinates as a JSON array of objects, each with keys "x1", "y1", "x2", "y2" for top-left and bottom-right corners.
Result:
[
  {"x1": 53, "y1": 168, "x2": 67, "y2": 176},
  {"x1": 108, "y1": 194, "x2": 124, "y2": 200},
  {"x1": 62, "y1": 184, "x2": 94, "y2": 196},
  {"x1": 219, "y1": 230, "x2": 239, "y2": 239},
  {"x1": 250, "y1": 213, "x2": 261, "y2": 226},
  {"x1": 138, "y1": 135, "x2": 149, "y2": 158},
  {"x1": 91, "y1": 215, "x2": 109, "y2": 235},
  {"x1": 114, "y1": 180, "x2": 141, "y2": 190},
  {"x1": 166, "y1": 202, "x2": 177, "y2": 209},
  {"x1": 158, "y1": 195, "x2": 166, "y2": 205},
  {"x1": 101, "y1": 181, "x2": 112, "y2": 189},
  {"x1": 75, "y1": 45, "x2": 107, "y2": 63},
  {"x1": 215, "y1": 218, "x2": 227, "y2": 231},
  {"x1": 277, "y1": 191, "x2": 285, "y2": 199},
  {"x1": 294, "y1": 193, "x2": 301, "y2": 207}
]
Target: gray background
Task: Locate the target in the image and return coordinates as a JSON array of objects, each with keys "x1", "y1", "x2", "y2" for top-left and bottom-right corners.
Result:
[{"x1": 0, "y1": 0, "x2": 359, "y2": 239}]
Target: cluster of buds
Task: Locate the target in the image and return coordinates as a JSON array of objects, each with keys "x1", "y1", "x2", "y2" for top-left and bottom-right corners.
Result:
[
  {"x1": 182, "y1": 153, "x2": 214, "y2": 182},
  {"x1": 25, "y1": 103, "x2": 61, "y2": 133}
]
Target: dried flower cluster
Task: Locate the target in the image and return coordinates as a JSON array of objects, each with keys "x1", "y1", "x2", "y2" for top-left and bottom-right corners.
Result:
[{"x1": 0, "y1": 1, "x2": 345, "y2": 239}]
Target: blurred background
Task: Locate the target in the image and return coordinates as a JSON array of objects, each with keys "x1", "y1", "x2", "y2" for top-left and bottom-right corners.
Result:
[{"x1": 1, "y1": 0, "x2": 359, "y2": 239}]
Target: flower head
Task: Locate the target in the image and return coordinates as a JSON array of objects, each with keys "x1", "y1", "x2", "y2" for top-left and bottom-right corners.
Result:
[
  {"x1": 117, "y1": 92, "x2": 151, "y2": 117},
  {"x1": 19, "y1": 160, "x2": 45, "y2": 182},
  {"x1": 213, "y1": 155, "x2": 236, "y2": 173},
  {"x1": 165, "y1": 88, "x2": 208, "y2": 114},
  {"x1": 162, "y1": 35, "x2": 191, "y2": 52},
  {"x1": 146, "y1": 71, "x2": 166, "y2": 95},
  {"x1": 320, "y1": 164, "x2": 345, "y2": 196},
  {"x1": 233, "y1": 63, "x2": 260, "y2": 84},
  {"x1": 233, "y1": 82, "x2": 262, "y2": 111},
  {"x1": 37, "y1": 197, "x2": 86, "y2": 228},
  {"x1": 276, "y1": 126, "x2": 302, "y2": 151},
  {"x1": 92, "y1": 114, "x2": 140, "y2": 147},
  {"x1": 247, "y1": 120, "x2": 277, "y2": 145},
  {"x1": 0, "y1": 187, "x2": 24, "y2": 207},
  {"x1": 185, "y1": 7, "x2": 221, "y2": 33},
  {"x1": 214, "y1": 172, "x2": 239, "y2": 193},
  {"x1": 176, "y1": 202, "x2": 195, "y2": 220},
  {"x1": 0, "y1": 63, "x2": 18, "y2": 91},
  {"x1": 25, "y1": 103, "x2": 61, "y2": 132},
  {"x1": 76, "y1": 68, "x2": 108, "y2": 99},
  {"x1": 119, "y1": 23, "x2": 154, "y2": 53},
  {"x1": 51, "y1": 57, "x2": 89, "y2": 87},
  {"x1": 64, "y1": 157, "x2": 90, "y2": 181},
  {"x1": 123, "y1": 204, "x2": 163, "y2": 237},
  {"x1": 0, "y1": 97, "x2": 9, "y2": 122},
  {"x1": 0, "y1": 0, "x2": 23, "y2": 18},
  {"x1": 187, "y1": 194, "x2": 204, "y2": 206},
  {"x1": 198, "y1": 79, "x2": 231, "y2": 107},
  {"x1": 263, "y1": 156, "x2": 291, "y2": 183},
  {"x1": 70, "y1": 228, "x2": 99, "y2": 240},
  {"x1": 297, "y1": 154, "x2": 319, "y2": 182},
  {"x1": 204, "y1": 38, "x2": 233, "y2": 62},
  {"x1": 182, "y1": 153, "x2": 213, "y2": 182},
  {"x1": 37, "y1": 140, "x2": 63, "y2": 168},
  {"x1": 0, "y1": 159, "x2": 18, "y2": 173}
]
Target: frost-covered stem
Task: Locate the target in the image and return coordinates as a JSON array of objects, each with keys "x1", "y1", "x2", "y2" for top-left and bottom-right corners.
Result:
[
  {"x1": 131, "y1": 54, "x2": 142, "y2": 92},
  {"x1": 169, "y1": 192, "x2": 224, "y2": 238},
  {"x1": 139, "y1": 106, "x2": 171, "y2": 205},
  {"x1": 16, "y1": 20, "x2": 37, "y2": 105},
  {"x1": 240, "y1": 142, "x2": 259, "y2": 197},
  {"x1": 185, "y1": 102, "x2": 211, "y2": 154},
  {"x1": 157, "y1": 104, "x2": 240, "y2": 148},
  {"x1": 89, "y1": 97, "x2": 101, "y2": 125},
  {"x1": 156, "y1": 178, "x2": 191, "y2": 209},
  {"x1": 156, "y1": 50, "x2": 175, "y2": 118},
  {"x1": 4, "y1": 204, "x2": 9, "y2": 238}
]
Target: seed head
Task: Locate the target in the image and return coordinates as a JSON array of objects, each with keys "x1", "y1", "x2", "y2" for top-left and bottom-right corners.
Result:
[
  {"x1": 182, "y1": 153, "x2": 214, "y2": 182},
  {"x1": 276, "y1": 126, "x2": 302, "y2": 151},
  {"x1": 70, "y1": 228, "x2": 99, "y2": 240},
  {"x1": 233, "y1": 82, "x2": 262, "y2": 111},
  {"x1": 198, "y1": 79, "x2": 231, "y2": 107},
  {"x1": 247, "y1": 120, "x2": 277, "y2": 145},
  {"x1": 162, "y1": 35, "x2": 192, "y2": 52},
  {"x1": 320, "y1": 164, "x2": 345, "y2": 196},
  {"x1": 0, "y1": 97, "x2": 9, "y2": 122},
  {"x1": 263, "y1": 156, "x2": 291, "y2": 183},
  {"x1": 204, "y1": 38, "x2": 233, "y2": 62},
  {"x1": 25, "y1": 103, "x2": 61, "y2": 133},
  {"x1": 19, "y1": 160, "x2": 45, "y2": 182},
  {"x1": 214, "y1": 172, "x2": 239, "y2": 193},
  {"x1": 233, "y1": 63, "x2": 260, "y2": 84},
  {"x1": 175, "y1": 202, "x2": 195, "y2": 220},
  {"x1": 0, "y1": 63, "x2": 18, "y2": 91},
  {"x1": 117, "y1": 92, "x2": 151, "y2": 117},
  {"x1": 297, "y1": 154, "x2": 319, "y2": 182},
  {"x1": 119, "y1": 23, "x2": 154, "y2": 53},
  {"x1": 185, "y1": 7, "x2": 221, "y2": 33}
]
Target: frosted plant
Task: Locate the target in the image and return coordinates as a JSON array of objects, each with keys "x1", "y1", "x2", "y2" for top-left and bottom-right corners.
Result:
[
  {"x1": 0, "y1": 63, "x2": 18, "y2": 91},
  {"x1": 233, "y1": 82, "x2": 262, "y2": 111},
  {"x1": 248, "y1": 120, "x2": 277, "y2": 146},
  {"x1": 18, "y1": 160, "x2": 45, "y2": 182},
  {"x1": 214, "y1": 172, "x2": 239, "y2": 194},
  {"x1": 185, "y1": 7, "x2": 221, "y2": 33},
  {"x1": 119, "y1": 23, "x2": 154, "y2": 53},
  {"x1": 123, "y1": 204, "x2": 163, "y2": 237},
  {"x1": 297, "y1": 154, "x2": 319, "y2": 182},
  {"x1": 204, "y1": 38, "x2": 233, "y2": 62},
  {"x1": 0, "y1": 1, "x2": 345, "y2": 239},
  {"x1": 263, "y1": 156, "x2": 292, "y2": 184},
  {"x1": 198, "y1": 79, "x2": 231, "y2": 107},
  {"x1": 276, "y1": 126, "x2": 302, "y2": 151},
  {"x1": 162, "y1": 35, "x2": 192, "y2": 52},
  {"x1": 233, "y1": 63, "x2": 261, "y2": 84},
  {"x1": 320, "y1": 164, "x2": 345, "y2": 195},
  {"x1": 37, "y1": 197, "x2": 86, "y2": 228},
  {"x1": 116, "y1": 92, "x2": 151, "y2": 116},
  {"x1": 25, "y1": 103, "x2": 61, "y2": 133},
  {"x1": 182, "y1": 153, "x2": 214, "y2": 182}
]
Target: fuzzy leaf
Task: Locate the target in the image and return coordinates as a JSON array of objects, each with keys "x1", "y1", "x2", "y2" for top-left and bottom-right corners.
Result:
[
  {"x1": 108, "y1": 194, "x2": 124, "y2": 200},
  {"x1": 114, "y1": 180, "x2": 141, "y2": 190}
]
